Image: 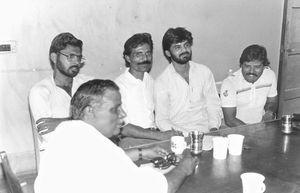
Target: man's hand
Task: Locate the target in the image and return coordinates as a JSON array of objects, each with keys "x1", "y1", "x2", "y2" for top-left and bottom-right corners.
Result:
[
  {"x1": 36, "y1": 117, "x2": 68, "y2": 135},
  {"x1": 262, "y1": 111, "x2": 276, "y2": 122},
  {"x1": 209, "y1": 127, "x2": 218, "y2": 132},
  {"x1": 142, "y1": 145, "x2": 168, "y2": 160},
  {"x1": 177, "y1": 149, "x2": 199, "y2": 176}
]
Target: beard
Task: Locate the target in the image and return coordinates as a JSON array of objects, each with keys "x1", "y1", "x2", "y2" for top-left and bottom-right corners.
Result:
[
  {"x1": 56, "y1": 60, "x2": 80, "y2": 78},
  {"x1": 170, "y1": 51, "x2": 192, "y2": 64}
]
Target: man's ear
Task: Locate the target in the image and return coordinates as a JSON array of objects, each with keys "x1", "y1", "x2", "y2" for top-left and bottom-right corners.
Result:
[
  {"x1": 50, "y1": 53, "x2": 57, "y2": 65},
  {"x1": 124, "y1": 55, "x2": 131, "y2": 64},
  {"x1": 165, "y1": 50, "x2": 171, "y2": 57},
  {"x1": 85, "y1": 105, "x2": 93, "y2": 114},
  {"x1": 82, "y1": 105, "x2": 94, "y2": 120}
]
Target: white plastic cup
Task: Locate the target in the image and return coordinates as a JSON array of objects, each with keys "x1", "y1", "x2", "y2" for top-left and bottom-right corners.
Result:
[
  {"x1": 171, "y1": 136, "x2": 186, "y2": 154},
  {"x1": 212, "y1": 137, "x2": 228, "y2": 160},
  {"x1": 240, "y1": 172, "x2": 266, "y2": 193},
  {"x1": 228, "y1": 134, "x2": 245, "y2": 156}
]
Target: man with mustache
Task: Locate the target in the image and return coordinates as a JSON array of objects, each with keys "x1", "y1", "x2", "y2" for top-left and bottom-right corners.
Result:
[
  {"x1": 220, "y1": 44, "x2": 278, "y2": 127},
  {"x1": 34, "y1": 79, "x2": 198, "y2": 193},
  {"x1": 115, "y1": 33, "x2": 179, "y2": 145},
  {"x1": 154, "y1": 27, "x2": 222, "y2": 135},
  {"x1": 29, "y1": 32, "x2": 176, "y2": 151}
]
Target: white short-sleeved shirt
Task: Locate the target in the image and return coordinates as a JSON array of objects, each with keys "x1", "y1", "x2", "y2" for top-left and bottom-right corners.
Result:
[
  {"x1": 154, "y1": 61, "x2": 222, "y2": 134},
  {"x1": 34, "y1": 120, "x2": 168, "y2": 193},
  {"x1": 220, "y1": 67, "x2": 277, "y2": 124},
  {"x1": 29, "y1": 74, "x2": 93, "y2": 148},
  {"x1": 115, "y1": 68, "x2": 155, "y2": 128}
]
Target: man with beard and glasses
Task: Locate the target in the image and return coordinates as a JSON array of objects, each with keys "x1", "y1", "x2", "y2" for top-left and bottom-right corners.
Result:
[
  {"x1": 154, "y1": 27, "x2": 222, "y2": 135},
  {"x1": 220, "y1": 44, "x2": 278, "y2": 127},
  {"x1": 29, "y1": 32, "x2": 93, "y2": 150},
  {"x1": 115, "y1": 33, "x2": 180, "y2": 147}
]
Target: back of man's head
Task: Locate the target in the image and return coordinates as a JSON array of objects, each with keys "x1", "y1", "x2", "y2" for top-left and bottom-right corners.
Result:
[
  {"x1": 123, "y1": 33, "x2": 153, "y2": 67},
  {"x1": 70, "y1": 79, "x2": 119, "y2": 120},
  {"x1": 162, "y1": 27, "x2": 193, "y2": 63},
  {"x1": 49, "y1": 32, "x2": 83, "y2": 69},
  {"x1": 239, "y1": 44, "x2": 270, "y2": 66}
]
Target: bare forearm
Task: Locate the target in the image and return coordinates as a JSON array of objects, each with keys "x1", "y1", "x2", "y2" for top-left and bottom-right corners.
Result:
[
  {"x1": 125, "y1": 148, "x2": 140, "y2": 162},
  {"x1": 121, "y1": 124, "x2": 163, "y2": 140},
  {"x1": 264, "y1": 102, "x2": 278, "y2": 113},
  {"x1": 224, "y1": 117, "x2": 246, "y2": 127},
  {"x1": 164, "y1": 166, "x2": 188, "y2": 193}
]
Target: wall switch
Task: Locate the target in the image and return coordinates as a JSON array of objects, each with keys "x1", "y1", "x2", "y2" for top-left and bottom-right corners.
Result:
[{"x1": 0, "y1": 40, "x2": 17, "y2": 53}]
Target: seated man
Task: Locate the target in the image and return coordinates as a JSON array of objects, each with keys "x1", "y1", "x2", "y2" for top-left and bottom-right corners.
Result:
[
  {"x1": 220, "y1": 44, "x2": 278, "y2": 127},
  {"x1": 29, "y1": 32, "x2": 92, "y2": 150},
  {"x1": 115, "y1": 33, "x2": 179, "y2": 143},
  {"x1": 29, "y1": 32, "x2": 179, "y2": 151},
  {"x1": 154, "y1": 27, "x2": 222, "y2": 135},
  {"x1": 34, "y1": 79, "x2": 198, "y2": 193}
]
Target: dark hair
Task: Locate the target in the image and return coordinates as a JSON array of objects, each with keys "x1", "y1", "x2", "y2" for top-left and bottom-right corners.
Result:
[
  {"x1": 162, "y1": 27, "x2": 193, "y2": 63},
  {"x1": 239, "y1": 44, "x2": 270, "y2": 66},
  {"x1": 123, "y1": 33, "x2": 153, "y2": 67},
  {"x1": 49, "y1": 32, "x2": 83, "y2": 69},
  {"x1": 70, "y1": 79, "x2": 119, "y2": 120}
]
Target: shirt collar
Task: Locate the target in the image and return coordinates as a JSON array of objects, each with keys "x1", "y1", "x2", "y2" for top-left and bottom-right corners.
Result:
[
  {"x1": 124, "y1": 68, "x2": 148, "y2": 83},
  {"x1": 169, "y1": 61, "x2": 193, "y2": 74}
]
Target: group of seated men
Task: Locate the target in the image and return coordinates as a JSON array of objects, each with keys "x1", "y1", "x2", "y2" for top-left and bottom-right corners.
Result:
[{"x1": 30, "y1": 27, "x2": 278, "y2": 193}]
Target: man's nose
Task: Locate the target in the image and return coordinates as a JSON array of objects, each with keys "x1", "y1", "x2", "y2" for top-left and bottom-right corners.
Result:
[{"x1": 119, "y1": 107, "x2": 127, "y2": 119}]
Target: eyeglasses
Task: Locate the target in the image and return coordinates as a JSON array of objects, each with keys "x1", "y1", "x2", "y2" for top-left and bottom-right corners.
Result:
[
  {"x1": 59, "y1": 52, "x2": 86, "y2": 63},
  {"x1": 151, "y1": 152, "x2": 179, "y2": 169}
]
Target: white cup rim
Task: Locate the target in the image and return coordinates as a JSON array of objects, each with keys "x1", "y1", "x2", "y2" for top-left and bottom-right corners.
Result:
[
  {"x1": 213, "y1": 136, "x2": 229, "y2": 143},
  {"x1": 240, "y1": 172, "x2": 265, "y2": 181},
  {"x1": 228, "y1": 134, "x2": 245, "y2": 140}
]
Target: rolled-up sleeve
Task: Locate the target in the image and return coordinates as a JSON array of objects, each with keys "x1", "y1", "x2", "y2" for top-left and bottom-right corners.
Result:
[
  {"x1": 29, "y1": 86, "x2": 52, "y2": 122},
  {"x1": 220, "y1": 79, "x2": 237, "y2": 108}
]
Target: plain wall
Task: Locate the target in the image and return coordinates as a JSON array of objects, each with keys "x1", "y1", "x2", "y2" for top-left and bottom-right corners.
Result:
[{"x1": 0, "y1": 0, "x2": 284, "y2": 173}]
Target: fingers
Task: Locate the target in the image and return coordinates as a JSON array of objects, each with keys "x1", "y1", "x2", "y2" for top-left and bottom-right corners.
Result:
[
  {"x1": 37, "y1": 124, "x2": 49, "y2": 134},
  {"x1": 171, "y1": 127, "x2": 183, "y2": 136},
  {"x1": 36, "y1": 118, "x2": 47, "y2": 125}
]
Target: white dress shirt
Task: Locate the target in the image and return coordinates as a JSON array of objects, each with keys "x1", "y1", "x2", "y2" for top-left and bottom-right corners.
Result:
[
  {"x1": 220, "y1": 67, "x2": 277, "y2": 124},
  {"x1": 154, "y1": 61, "x2": 222, "y2": 134},
  {"x1": 34, "y1": 120, "x2": 168, "y2": 193},
  {"x1": 115, "y1": 68, "x2": 155, "y2": 128},
  {"x1": 29, "y1": 74, "x2": 93, "y2": 148}
]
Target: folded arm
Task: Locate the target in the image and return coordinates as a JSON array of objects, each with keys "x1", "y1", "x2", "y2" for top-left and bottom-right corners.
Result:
[
  {"x1": 36, "y1": 117, "x2": 70, "y2": 134},
  {"x1": 222, "y1": 107, "x2": 246, "y2": 127},
  {"x1": 121, "y1": 123, "x2": 181, "y2": 140},
  {"x1": 29, "y1": 86, "x2": 70, "y2": 135}
]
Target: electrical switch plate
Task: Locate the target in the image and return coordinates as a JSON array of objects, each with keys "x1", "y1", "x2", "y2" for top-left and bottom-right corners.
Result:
[{"x1": 0, "y1": 40, "x2": 17, "y2": 53}]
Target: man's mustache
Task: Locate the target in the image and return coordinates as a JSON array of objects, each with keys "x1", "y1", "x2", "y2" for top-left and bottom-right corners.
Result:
[
  {"x1": 180, "y1": 52, "x2": 190, "y2": 57},
  {"x1": 246, "y1": 73, "x2": 258, "y2": 77},
  {"x1": 137, "y1": 61, "x2": 152, "y2": 65}
]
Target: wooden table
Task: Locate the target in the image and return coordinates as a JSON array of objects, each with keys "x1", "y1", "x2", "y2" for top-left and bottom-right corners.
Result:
[{"x1": 126, "y1": 120, "x2": 300, "y2": 193}]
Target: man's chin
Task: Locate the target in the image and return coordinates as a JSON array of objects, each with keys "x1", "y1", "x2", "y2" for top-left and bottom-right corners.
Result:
[{"x1": 245, "y1": 77, "x2": 258, "y2": 83}]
